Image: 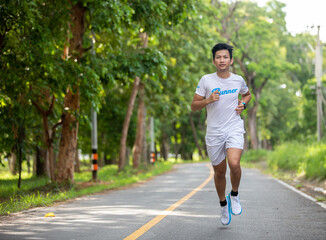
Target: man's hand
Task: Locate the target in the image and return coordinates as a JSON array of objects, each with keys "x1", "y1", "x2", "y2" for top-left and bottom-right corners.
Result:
[
  {"x1": 235, "y1": 99, "x2": 245, "y2": 114},
  {"x1": 208, "y1": 89, "x2": 220, "y2": 103}
]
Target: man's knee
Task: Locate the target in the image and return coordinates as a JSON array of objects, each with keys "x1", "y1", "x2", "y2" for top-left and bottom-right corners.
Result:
[
  {"x1": 215, "y1": 169, "x2": 226, "y2": 179},
  {"x1": 227, "y1": 148, "x2": 242, "y2": 172},
  {"x1": 213, "y1": 164, "x2": 226, "y2": 179},
  {"x1": 228, "y1": 160, "x2": 241, "y2": 173}
]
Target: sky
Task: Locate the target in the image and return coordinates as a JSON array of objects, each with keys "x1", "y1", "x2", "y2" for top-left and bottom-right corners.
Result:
[{"x1": 255, "y1": 0, "x2": 326, "y2": 42}]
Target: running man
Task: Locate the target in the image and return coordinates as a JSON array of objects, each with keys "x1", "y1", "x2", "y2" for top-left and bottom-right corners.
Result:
[{"x1": 191, "y1": 43, "x2": 251, "y2": 225}]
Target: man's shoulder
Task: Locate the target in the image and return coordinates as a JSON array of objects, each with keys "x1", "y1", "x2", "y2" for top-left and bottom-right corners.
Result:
[
  {"x1": 230, "y1": 73, "x2": 244, "y2": 81},
  {"x1": 201, "y1": 72, "x2": 216, "y2": 80}
]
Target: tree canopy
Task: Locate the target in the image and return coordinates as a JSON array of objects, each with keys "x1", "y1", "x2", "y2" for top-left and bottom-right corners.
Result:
[{"x1": 1, "y1": 0, "x2": 325, "y2": 183}]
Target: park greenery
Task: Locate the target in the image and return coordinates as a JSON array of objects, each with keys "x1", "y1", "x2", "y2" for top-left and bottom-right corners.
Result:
[
  {"x1": 0, "y1": 160, "x2": 174, "y2": 215},
  {"x1": 1, "y1": 0, "x2": 326, "y2": 214}
]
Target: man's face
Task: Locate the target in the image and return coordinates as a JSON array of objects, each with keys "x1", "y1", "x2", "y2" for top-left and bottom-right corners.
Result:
[{"x1": 212, "y1": 49, "x2": 233, "y2": 72}]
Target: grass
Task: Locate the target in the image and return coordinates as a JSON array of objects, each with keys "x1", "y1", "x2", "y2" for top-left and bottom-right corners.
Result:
[
  {"x1": 2, "y1": 142, "x2": 325, "y2": 216},
  {"x1": 241, "y1": 145, "x2": 326, "y2": 204},
  {"x1": 0, "y1": 160, "x2": 173, "y2": 216},
  {"x1": 241, "y1": 149, "x2": 270, "y2": 163},
  {"x1": 267, "y1": 141, "x2": 326, "y2": 179},
  {"x1": 316, "y1": 196, "x2": 326, "y2": 202},
  {"x1": 241, "y1": 141, "x2": 326, "y2": 181}
]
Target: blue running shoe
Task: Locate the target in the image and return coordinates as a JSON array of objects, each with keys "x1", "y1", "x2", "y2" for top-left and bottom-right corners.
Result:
[
  {"x1": 220, "y1": 195, "x2": 231, "y2": 225},
  {"x1": 229, "y1": 192, "x2": 242, "y2": 215}
]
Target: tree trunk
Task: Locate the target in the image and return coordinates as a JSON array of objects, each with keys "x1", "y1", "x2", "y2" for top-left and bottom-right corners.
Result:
[
  {"x1": 247, "y1": 99, "x2": 259, "y2": 149},
  {"x1": 33, "y1": 151, "x2": 37, "y2": 175},
  {"x1": 243, "y1": 117, "x2": 249, "y2": 151},
  {"x1": 132, "y1": 82, "x2": 145, "y2": 169},
  {"x1": 125, "y1": 147, "x2": 131, "y2": 166},
  {"x1": 17, "y1": 124, "x2": 25, "y2": 189},
  {"x1": 160, "y1": 131, "x2": 170, "y2": 161},
  {"x1": 18, "y1": 141, "x2": 22, "y2": 189},
  {"x1": 41, "y1": 112, "x2": 55, "y2": 180},
  {"x1": 32, "y1": 89, "x2": 59, "y2": 181},
  {"x1": 118, "y1": 76, "x2": 140, "y2": 170},
  {"x1": 198, "y1": 110, "x2": 208, "y2": 158},
  {"x1": 56, "y1": 87, "x2": 80, "y2": 184},
  {"x1": 189, "y1": 112, "x2": 204, "y2": 159},
  {"x1": 74, "y1": 147, "x2": 80, "y2": 173},
  {"x1": 142, "y1": 111, "x2": 150, "y2": 165},
  {"x1": 262, "y1": 138, "x2": 272, "y2": 150},
  {"x1": 48, "y1": 144, "x2": 55, "y2": 179},
  {"x1": 173, "y1": 122, "x2": 181, "y2": 161},
  {"x1": 34, "y1": 110, "x2": 57, "y2": 180},
  {"x1": 9, "y1": 151, "x2": 17, "y2": 175},
  {"x1": 56, "y1": 1, "x2": 85, "y2": 184},
  {"x1": 119, "y1": 32, "x2": 148, "y2": 170},
  {"x1": 180, "y1": 125, "x2": 187, "y2": 160},
  {"x1": 36, "y1": 146, "x2": 46, "y2": 176},
  {"x1": 26, "y1": 155, "x2": 31, "y2": 174}
]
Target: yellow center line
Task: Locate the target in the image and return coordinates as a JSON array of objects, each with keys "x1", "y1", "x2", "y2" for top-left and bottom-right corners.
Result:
[{"x1": 123, "y1": 164, "x2": 214, "y2": 240}]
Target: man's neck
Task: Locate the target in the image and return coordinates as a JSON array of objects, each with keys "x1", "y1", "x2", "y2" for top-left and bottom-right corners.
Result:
[{"x1": 216, "y1": 71, "x2": 231, "y2": 79}]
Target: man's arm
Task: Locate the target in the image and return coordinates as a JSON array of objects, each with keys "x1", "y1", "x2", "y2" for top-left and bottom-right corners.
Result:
[
  {"x1": 235, "y1": 90, "x2": 252, "y2": 114},
  {"x1": 241, "y1": 89, "x2": 251, "y2": 105},
  {"x1": 191, "y1": 89, "x2": 220, "y2": 111}
]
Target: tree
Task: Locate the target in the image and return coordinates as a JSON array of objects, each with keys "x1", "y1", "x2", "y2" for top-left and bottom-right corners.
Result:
[
  {"x1": 0, "y1": 0, "x2": 64, "y2": 183},
  {"x1": 55, "y1": 0, "x2": 133, "y2": 183},
  {"x1": 212, "y1": 0, "x2": 290, "y2": 149},
  {"x1": 56, "y1": 1, "x2": 86, "y2": 183},
  {"x1": 151, "y1": 0, "x2": 219, "y2": 160},
  {"x1": 118, "y1": 0, "x2": 195, "y2": 170}
]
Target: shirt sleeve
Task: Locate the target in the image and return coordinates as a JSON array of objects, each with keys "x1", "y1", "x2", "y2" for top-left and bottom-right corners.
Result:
[
  {"x1": 195, "y1": 76, "x2": 206, "y2": 97},
  {"x1": 239, "y1": 77, "x2": 249, "y2": 95}
]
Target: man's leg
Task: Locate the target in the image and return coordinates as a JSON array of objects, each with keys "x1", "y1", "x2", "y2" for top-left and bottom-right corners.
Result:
[
  {"x1": 227, "y1": 148, "x2": 242, "y2": 192},
  {"x1": 213, "y1": 159, "x2": 227, "y2": 201},
  {"x1": 227, "y1": 148, "x2": 242, "y2": 215},
  {"x1": 213, "y1": 159, "x2": 232, "y2": 225}
]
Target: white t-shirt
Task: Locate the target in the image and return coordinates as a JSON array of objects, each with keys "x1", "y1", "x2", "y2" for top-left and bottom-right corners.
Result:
[{"x1": 195, "y1": 72, "x2": 249, "y2": 135}]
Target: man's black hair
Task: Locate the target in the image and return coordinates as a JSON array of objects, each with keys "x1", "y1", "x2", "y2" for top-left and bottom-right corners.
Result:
[{"x1": 212, "y1": 43, "x2": 234, "y2": 60}]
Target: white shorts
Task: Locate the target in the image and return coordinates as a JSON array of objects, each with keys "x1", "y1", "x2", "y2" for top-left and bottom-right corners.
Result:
[{"x1": 206, "y1": 130, "x2": 244, "y2": 166}]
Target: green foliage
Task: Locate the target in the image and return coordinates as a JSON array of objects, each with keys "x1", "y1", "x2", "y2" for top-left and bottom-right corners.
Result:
[
  {"x1": 0, "y1": 161, "x2": 173, "y2": 215},
  {"x1": 259, "y1": 78, "x2": 302, "y2": 145},
  {"x1": 1, "y1": 0, "x2": 325, "y2": 188},
  {"x1": 0, "y1": 0, "x2": 70, "y2": 158},
  {"x1": 284, "y1": 33, "x2": 315, "y2": 87},
  {"x1": 242, "y1": 149, "x2": 270, "y2": 163},
  {"x1": 301, "y1": 143, "x2": 326, "y2": 179},
  {"x1": 300, "y1": 76, "x2": 326, "y2": 137},
  {"x1": 129, "y1": 0, "x2": 194, "y2": 34},
  {"x1": 268, "y1": 142, "x2": 304, "y2": 171},
  {"x1": 268, "y1": 141, "x2": 326, "y2": 179},
  {"x1": 0, "y1": 175, "x2": 49, "y2": 199}
]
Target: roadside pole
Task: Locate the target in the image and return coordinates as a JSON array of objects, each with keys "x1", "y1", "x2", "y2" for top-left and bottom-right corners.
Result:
[
  {"x1": 91, "y1": 35, "x2": 98, "y2": 181},
  {"x1": 91, "y1": 107, "x2": 98, "y2": 181},
  {"x1": 315, "y1": 26, "x2": 323, "y2": 141},
  {"x1": 150, "y1": 117, "x2": 155, "y2": 164}
]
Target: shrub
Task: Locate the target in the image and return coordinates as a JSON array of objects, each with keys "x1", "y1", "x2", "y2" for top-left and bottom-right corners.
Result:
[
  {"x1": 267, "y1": 141, "x2": 326, "y2": 179},
  {"x1": 303, "y1": 143, "x2": 326, "y2": 179},
  {"x1": 268, "y1": 142, "x2": 305, "y2": 171},
  {"x1": 242, "y1": 149, "x2": 270, "y2": 163}
]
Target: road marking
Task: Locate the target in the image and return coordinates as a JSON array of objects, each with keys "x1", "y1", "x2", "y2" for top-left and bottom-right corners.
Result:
[
  {"x1": 275, "y1": 179, "x2": 326, "y2": 210},
  {"x1": 123, "y1": 164, "x2": 214, "y2": 240}
]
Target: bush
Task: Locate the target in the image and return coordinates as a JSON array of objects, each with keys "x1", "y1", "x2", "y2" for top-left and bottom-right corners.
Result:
[
  {"x1": 267, "y1": 141, "x2": 326, "y2": 179},
  {"x1": 268, "y1": 142, "x2": 305, "y2": 171},
  {"x1": 242, "y1": 149, "x2": 270, "y2": 163},
  {"x1": 303, "y1": 143, "x2": 326, "y2": 179}
]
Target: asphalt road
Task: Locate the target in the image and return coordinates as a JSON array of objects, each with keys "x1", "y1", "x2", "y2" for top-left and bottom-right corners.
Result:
[{"x1": 0, "y1": 162, "x2": 325, "y2": 240}]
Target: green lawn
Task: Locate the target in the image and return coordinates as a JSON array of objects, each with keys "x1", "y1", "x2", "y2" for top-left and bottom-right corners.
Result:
[{"x1": 0, "y1": 160, "x2": 174, "y2": 216}]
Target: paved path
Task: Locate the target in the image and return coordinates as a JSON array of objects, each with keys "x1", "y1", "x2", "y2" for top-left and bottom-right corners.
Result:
[{"x1": 0, "y1": 162, "x2": 325, "y2": 240}]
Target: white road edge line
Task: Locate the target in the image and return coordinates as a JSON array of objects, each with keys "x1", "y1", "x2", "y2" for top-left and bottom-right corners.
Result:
[{"x1": 275, "y1": 178, "x2": 326, "y2": 210}]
